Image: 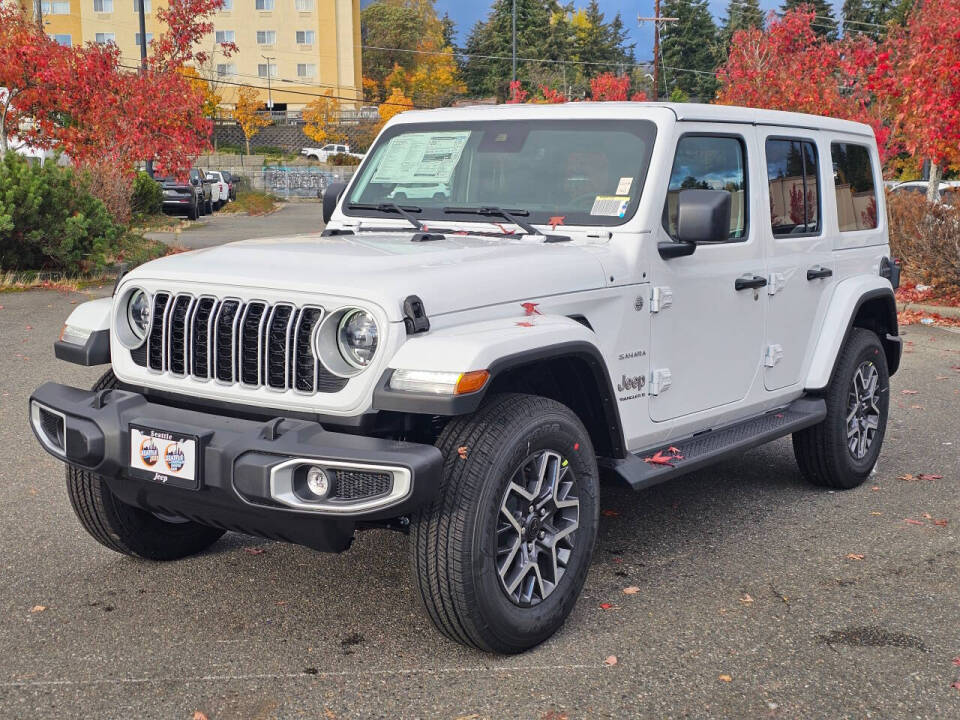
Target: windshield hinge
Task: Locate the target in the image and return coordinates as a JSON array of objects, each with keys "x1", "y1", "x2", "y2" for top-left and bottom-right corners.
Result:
[{"x1": 402, "y1": 295, "x2": 430, "y2": 334}]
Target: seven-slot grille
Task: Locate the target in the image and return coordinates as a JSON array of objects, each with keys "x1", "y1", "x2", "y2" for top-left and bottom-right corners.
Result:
[{"x1": 134, "y1": 292, "x2": 348, "y2": 394}]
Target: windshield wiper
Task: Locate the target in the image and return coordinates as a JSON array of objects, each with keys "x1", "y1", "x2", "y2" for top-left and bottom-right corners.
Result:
[
  {"x1": 442, "y1": 206, "x2": 570, "y2": 242},
  {"x1": 348, "y1": 202, "x2": 424, "y2": 231}
]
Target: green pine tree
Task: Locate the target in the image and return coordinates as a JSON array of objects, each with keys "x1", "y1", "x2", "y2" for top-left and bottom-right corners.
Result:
[
  {"x1": 842, "y1": 0, "x2": 872, "y2": 36},
  {"x1": 780, "y1": 0, "x2": 838, "y2": 40},
  {"x1": 660, "y1": 0, "x2": 720, "y2": 101},
  {"x1": 720, "y1": 0, "x2": 764, "y2": 51}
]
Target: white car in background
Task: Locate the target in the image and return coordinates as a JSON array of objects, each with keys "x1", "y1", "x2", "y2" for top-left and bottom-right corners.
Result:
[
  {"x1": 301, "y1": 144, "x2": 364, "y2": 163},
  {"x1": 205, "y1": 171, "x2": 230, "y2": 209}
]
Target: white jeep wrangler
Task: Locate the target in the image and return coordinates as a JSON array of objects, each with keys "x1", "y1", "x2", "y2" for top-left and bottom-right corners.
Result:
[{"x1": 30, "y1": 103, "x2": 901, "y2": 654}]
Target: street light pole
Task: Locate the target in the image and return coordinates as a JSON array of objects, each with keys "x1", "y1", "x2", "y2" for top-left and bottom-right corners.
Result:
[{"x1": 262, "y1": 54, "x2": 275, "y2": 110}]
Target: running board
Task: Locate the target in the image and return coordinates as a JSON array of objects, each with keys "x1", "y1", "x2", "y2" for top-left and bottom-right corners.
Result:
[{"x1": 604, "y1": 397, "x2": 826, "y2": 491}]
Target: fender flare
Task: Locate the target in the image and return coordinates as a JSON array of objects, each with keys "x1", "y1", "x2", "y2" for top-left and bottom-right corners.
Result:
[
  {"x1": 805, "y1": 279, "x2": 900, "y2": 391},
  {"x1": 372, "y1": 316, "x2": 625, "y2": 456},
  {"x1": 54, "y1": 296, "x2": 113, "y2": 366}
]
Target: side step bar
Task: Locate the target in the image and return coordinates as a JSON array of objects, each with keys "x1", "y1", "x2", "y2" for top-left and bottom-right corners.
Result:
[{"x1": 604, "y1": 397, "x2": 826, "y2": 491}]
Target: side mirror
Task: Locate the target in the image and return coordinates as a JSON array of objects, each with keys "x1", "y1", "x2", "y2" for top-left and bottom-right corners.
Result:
[
  {"x1": 659, "y1": 189, "x2": 732, "y2": 260},
  {"x1": 190, "y1": 176, "x2": 200, "y2": 186},
  {"x1": 322, "y1": 182, "x2": 347, "y2": 224}
]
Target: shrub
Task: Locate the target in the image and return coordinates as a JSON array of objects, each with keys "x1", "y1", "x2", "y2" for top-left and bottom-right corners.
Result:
[
  {"x1": 255, "y1": 145, "x2": 287, "y2": 156},
  {"x1": 79, "y1": 162, "x2": 132, "y2": 225},
  {"x1": 328, "y1": 153, "x2": 361, "y2": 166},
  {"x1": 0, "y1": 152, "x2": 121, "y2": 272},
  {"x1": 886, "y1": 191, "x2": 960, "y2": 290},
  {"x1": 130, "y1": 171, "x2": 162, "y2": 217}
]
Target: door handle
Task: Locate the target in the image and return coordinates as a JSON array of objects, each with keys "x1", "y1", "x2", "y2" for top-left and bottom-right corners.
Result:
[
  {"x1": 735, "y1": 275, "x2": 768, "y2": 291},
  {"x1": 807, "y1": 266, "x2": 833, "y2": 280}
]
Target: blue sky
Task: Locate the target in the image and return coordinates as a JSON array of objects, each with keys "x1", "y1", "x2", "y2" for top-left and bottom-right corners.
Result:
[{"x1": 362, "y1": 1, "x2": 842, "y2": 60}]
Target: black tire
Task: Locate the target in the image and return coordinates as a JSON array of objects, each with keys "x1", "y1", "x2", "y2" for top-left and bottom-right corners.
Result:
[
  {"x1": 187, "y1": 201, "x2": 198, "y2": 221},
  {"x1": 410, "y1": 393, "x2": 599, "y2": 653},
  {"x1": 65, "y1": 370, "x2": 225, "y2": 560},
  {"x1": 793, "y1": 328, "x2": 890, "y2": 489},
  {"x1": 206, "y1": 198, "x2": 213, "y2": 214}
]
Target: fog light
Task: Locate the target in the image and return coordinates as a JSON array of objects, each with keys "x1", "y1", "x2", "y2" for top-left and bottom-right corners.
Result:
[{"x1": 305, "y1": 466, "x2": 330, "y2": 498}]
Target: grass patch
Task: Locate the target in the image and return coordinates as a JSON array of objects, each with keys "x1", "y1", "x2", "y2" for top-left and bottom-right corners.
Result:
[
  {"x1": 220, "y1": 190, "x2": 281, "y2": 216},
  {"x1": 130, "y1": 212, "x2": 185, "y2": 233}
]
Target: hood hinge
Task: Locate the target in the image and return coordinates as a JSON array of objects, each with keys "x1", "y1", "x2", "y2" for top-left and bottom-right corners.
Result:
[{"x1": 402, "y1": 295, "x2": 430, "y2": 334}]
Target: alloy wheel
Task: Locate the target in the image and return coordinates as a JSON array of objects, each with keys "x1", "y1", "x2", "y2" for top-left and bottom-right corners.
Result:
[{"x1": 847, "y1": 361, "x2": 881, "y2": 460}]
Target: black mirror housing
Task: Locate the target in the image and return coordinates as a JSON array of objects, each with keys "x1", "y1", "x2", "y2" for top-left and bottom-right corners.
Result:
[
  {"x1": 676, "y1": 189, "x2": 732, "y2": 244},
  {"x1": 323, "y1": 182, "x2": 348, "y2": 224}
]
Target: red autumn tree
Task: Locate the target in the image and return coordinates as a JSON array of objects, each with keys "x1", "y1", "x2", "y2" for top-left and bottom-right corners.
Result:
[
  {"x1": 717, "y1": 8, "x2": 896, "y2": 164},
  {"x1": 869, "y1": 0, "x2": 960, "y2": 200},
  {"x1": 151, "y1": 0, "x2": 237, "y2": 71},
  {"x1": 538, "y1": 85, "x2": 567, "y2": 104},
  {"x1": 506, "y1": 80, "x2": 528, "y2": 104},
  {"x1": 590, "y1": 72, "x2": 630, "y2": 101}
]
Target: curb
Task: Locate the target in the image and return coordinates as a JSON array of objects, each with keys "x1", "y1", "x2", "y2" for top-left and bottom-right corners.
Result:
[{"x1": 899, "y1": 302, "x2": 960, "y2": 320}]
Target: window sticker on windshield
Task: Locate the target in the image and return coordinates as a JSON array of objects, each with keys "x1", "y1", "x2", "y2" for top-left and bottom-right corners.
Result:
[
  {"x1": 591, "y1": 196, "x2": 630, "y2": 217},
  {"x1": 371, "y1": 131, "x2": 470, "y2": 185},
  {"x1": 616, "y1": 177, "x2": 633, "y2": 195}
]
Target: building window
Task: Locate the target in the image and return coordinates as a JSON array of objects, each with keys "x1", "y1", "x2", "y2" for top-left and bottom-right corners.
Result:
[
  {"x1": 133, "y1": 0, "x2": 150, "y2": 12},
  {"x1": 95, "y1": 32, "x2": 116, "y2": 44},
  {"x1": 297, "y1": 63, "x2": 316, "y2": 77},
  {"x1": 135, "y1": 32, "x2": 153, "y2": 45},
  {"x1": 256, "y1": 30, "x2": 276, "y2": 44},
  {"x1": 295, "y1": 30, "x2": 315, "y2": 44},
  {"x1": 215, "y1": 30, "x2": 235, "y2": 44},
  {"x1": 42, "y1": 1, "x2": 70, "y2": 14},
  {"x1": 255, "y1": 0, "x2": 274, "y2": 10},
  {"x1": 221, "y1": 0, "x2": 232, "y2": 8},
  {"x1": 52, "y1": 33, "x2": 72, "y2": 46},
  {"x1": 766, "y1": 139, "x2": 820, "y2": 236},
  {"x1": 257, "y1": 63, "x2": 278, "y2": 78},
  {"x1": 93, "y1": 0, "x2": 113, "y2": 11},
  {"x1": 832, "y1": 143, "x2": 879, "y2": 232},
  {"x1": 662, "y1": 134, "x2": 748, "y2": 242},
  {"x1": 216, "y1": 63, "x2": 237, "y2": 76},
  {"x1": 295, "y1": 0, "x2": 313, "y2": 10}
]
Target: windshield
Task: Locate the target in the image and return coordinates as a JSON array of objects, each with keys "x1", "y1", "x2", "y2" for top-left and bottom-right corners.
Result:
[{"x1": 344, "y1": 119, "x2": 657, "y2": 227}]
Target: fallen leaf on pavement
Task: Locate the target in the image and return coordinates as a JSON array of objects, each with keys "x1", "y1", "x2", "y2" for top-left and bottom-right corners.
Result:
[
  {"x1": 718, "y1": 674, "x2": 732, "y2": 682},
  {"x1": 603, "y1": 655, "x2": 618, "y2": 666},
  {"x1": 918, "y1": 473, "x2": 944, "y2": 480},
  {"x1": 934, "y1": 519, "x2": 948, "y2": 527},
  {"x1": 936, "y1": 376, "x2": 950, "y2": 380},
  {"x1": 740, "y1": 594, "x2": 754, "y2": 604},
  {"x1": 952, "y1": 657, "x2": 960, "y2": 666},
  {"x1": 870, "y1": 511, "x2": 883, "y2": 516},
  {"x1": 29, "y1": 605, "x2": 46, "y2": 613},
  {"x1": 952, "y1": 681, "x2": 960, "y2": 692},
  {"x1": 901, "y1": 389, "x2": 919, "y2": 395},
  {"x1": 846, "y1": 553, "x2": 865, "y2": 561},
  {"x1": 193, "y1": 712, "x2": 209, "y2": 720},
  {"x1": 601, "y1": 510, "x2": 619, "y2": 517},
  {"x1": 599, "y1": 602, "x2": 613, "y2": 610},
  {"x1": 871, "y1": 486, "x2": 881, "y2": 491},
  {"x1": 622, "y1": 586, "x2": 640, "y2": 595},
  {"x1": 904, "y1": 518, "x2": 926, "y2": 526},
  {"x1": 243, "y1": 547, "x2": 266, "y2": 555},
  {"x1": 910, "y1": 405, "x2": 924, "y2": 410}
]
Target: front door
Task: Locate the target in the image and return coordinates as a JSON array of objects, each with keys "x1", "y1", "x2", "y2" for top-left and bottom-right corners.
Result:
[
  {"x1": 649, "y1": 128, "x2": 767, "y2": 422},
  {"x1": 760, "y1": 132, "x2": 835, "y2": 390}
]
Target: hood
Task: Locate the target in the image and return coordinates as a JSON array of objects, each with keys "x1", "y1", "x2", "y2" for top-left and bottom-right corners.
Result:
[{"x1": 130, "y1": 231, "x2": 609, "y2": 320}]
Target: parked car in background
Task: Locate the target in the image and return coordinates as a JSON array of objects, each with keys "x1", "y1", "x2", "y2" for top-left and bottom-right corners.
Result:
[
  {"x1": 301, "y1": 143, "x2": 364, "y2": 163},
  {"x1": 192, "y1": 168, "x2": 214, "y2": 215},
  {"x1": 220, "y1": 170, "x2": 237, "y2": 201},
  {"x1": 156, "y1": 173, "x2": 204, "y2": 220},
  {"x1": 205, "y1": 171, "x2": 230, "y2": 209},
  {"x1": 888, "y1": 180, "x2": 958, "y2": 205}
]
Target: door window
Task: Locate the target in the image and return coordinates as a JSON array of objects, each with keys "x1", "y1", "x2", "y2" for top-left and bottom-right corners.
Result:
[
  {"x1": 662, "y1": 135, "x2": 748, "y2": 241},
  {"x1": 766, "y1": 139, "x2": 820, "y2": 236},
  {"x1": 832, "y1": 143, "x2": 878, "y2": 231}
]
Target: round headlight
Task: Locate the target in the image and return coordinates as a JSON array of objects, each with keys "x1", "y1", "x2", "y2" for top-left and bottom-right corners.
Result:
[
  {"x1": 337, "y1": 309, "x2": 378, "y2": 368},
  {"x1": 126, "y1": 289, "x2": 151, "y2": 341}
]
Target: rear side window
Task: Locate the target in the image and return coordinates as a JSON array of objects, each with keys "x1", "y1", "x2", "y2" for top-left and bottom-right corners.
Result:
[
  {"x1": 663, "y1": 135, "x2": 747, "y2": 242},
  {"x1": 766, "y1": 139, "x2": 820, "y2": 236},
  {"x1": 832, "y1": 143, "x2": 878, "y2": 231}
]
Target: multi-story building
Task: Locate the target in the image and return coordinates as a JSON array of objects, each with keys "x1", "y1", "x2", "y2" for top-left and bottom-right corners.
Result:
[{"x1": 28, "y1": 0, "x2": 362, "y2": 111}]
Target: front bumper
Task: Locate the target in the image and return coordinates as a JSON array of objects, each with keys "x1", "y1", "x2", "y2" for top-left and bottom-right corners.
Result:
[{"x1": 28, "y1": 382, "x2": 443, "y2": 552}]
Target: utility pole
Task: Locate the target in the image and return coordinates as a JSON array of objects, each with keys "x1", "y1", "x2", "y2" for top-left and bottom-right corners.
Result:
[
  {"x1": 511, "y1": 0, "x2": 517, "y2": 86},
  {"x1": 262, "y1": 55, "x2": 275, "y2": 110},
  {"x1": 638, "y1": 1, "x2": 678, "y2": 100},
  {"x1": 34, "y1": 0, "x2": 43, "y2": 32},
  {"x1": 137, "y1": 0, "x2": 152, "y2": 176}
]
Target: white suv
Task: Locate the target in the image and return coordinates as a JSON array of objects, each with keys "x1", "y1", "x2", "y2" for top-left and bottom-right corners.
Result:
[{"x1": 30, "y1": 103, "x2": 901, "y2": 653}]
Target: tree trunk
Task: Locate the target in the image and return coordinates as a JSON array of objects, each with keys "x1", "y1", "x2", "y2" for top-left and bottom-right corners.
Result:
[
  {"x1": 245, "y1": 136, "x2": 250, "y2": 155},
  {"x1": 927, "y1": 161, "x2": 942, "y2": 203}
]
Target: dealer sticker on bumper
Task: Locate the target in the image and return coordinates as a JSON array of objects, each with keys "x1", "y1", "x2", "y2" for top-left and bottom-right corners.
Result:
[{"x1": 129, "y1": 426, "x2": 199, "y2": 489}]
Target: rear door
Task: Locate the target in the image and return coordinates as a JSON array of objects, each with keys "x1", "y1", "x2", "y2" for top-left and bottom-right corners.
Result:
[
  {"x1": 760, "y1": 132, "x2": 834, "y2": 390},
  {"x1": 648, "y1": 127, "x2": 767, "y2": 421}
]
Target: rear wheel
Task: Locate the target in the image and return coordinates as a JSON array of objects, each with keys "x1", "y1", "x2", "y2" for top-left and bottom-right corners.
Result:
[
  {"x1": 187, "y1": 201, "x2": 198, "y2": 221},
  {"x1": 410, "y1": 394, "x2": 599, "y2": 653},
  {"x1": 793, "y1": 328, "x2": 890, "y2": 489},
  {"x1": 206, "y1": 198, "x2": 214, "y2": 214},
  {"x1": 65, "y1": 371, "x2": 225, "y2": 560}
]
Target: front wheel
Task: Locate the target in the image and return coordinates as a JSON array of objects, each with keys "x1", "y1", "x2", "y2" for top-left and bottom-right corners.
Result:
[
  {"x1": 793, "y1": 328, "x2": 890, "y2": 489},
  {"x1": 410, "y1": 394, "x2": 599, "y2": 653}
]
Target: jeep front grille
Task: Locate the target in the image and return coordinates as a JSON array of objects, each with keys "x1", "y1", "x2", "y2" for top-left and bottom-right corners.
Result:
[{"x1": 135, "y1": 292, "x2": 348, "y2": 394}]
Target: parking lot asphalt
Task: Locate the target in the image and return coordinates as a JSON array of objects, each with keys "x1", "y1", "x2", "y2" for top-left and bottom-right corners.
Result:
[
  {"x1": 146, "y1": 201, "x2": 325, "y2": 249},
  {"x1": 1, "y1": 286, "x2": 958, "y2": 719}
]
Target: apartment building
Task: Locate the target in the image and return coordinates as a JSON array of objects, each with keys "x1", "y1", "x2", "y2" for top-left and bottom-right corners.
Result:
[{"x1": 31, "y1": 0, "x2": 362, "y2": 111}]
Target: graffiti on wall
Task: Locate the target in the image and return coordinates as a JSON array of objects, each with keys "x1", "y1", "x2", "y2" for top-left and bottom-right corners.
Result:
[{"x1": 262, "y1": 167, "x2": 335, "y2": 197}]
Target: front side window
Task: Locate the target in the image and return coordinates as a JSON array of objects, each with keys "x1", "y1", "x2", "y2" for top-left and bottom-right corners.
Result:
[
  {"x1": 662, "y1": 135, "x2": 747, "y2": 241},
  {"x1": 832, "y1": 142, "x2": 878, "y2": 231},
  {"x1": 345, "y1": 119, "x2": 658, "y2": 228},
  {"x1": 766, "y1": 138, "x2": 820, "y2": 236}
]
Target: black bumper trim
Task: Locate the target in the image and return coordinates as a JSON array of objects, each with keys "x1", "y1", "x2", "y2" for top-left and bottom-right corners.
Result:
[
  {"x1": 54, "y1": 329, "x2": 111, "y2": 366},
  {"x1": 29, "y1": 382, "x2": 444, "y2": 552}
]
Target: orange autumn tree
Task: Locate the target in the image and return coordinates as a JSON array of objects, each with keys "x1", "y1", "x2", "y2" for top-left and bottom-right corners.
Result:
[
  {"x1": 232, "y1": 86, "x2": 271, "y2": 154},
  {"x1": 303, "y1": 90, "x2": 347, "y2": 146}
]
